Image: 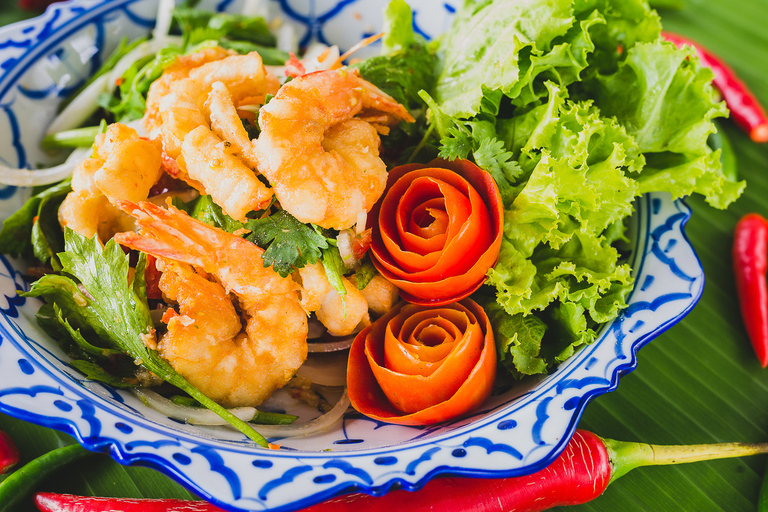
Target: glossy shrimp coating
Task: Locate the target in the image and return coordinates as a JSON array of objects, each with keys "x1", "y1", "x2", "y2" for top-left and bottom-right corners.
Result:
[
  {"x1": 156, "y1": 51, "x2": 278, "y2": 220},
  {"x1": 294, "y1": 262, "x2": 369, "y2": 336},
  {"x1": 144, "y1": 46, "x2": 234, "y2": 137},
  {"x1": 113, "y1": 201, "x2": 308, "y2": 407},
  {"x1": 254, "y1": 68, "x2": 414, "y2": 230},
  {"x1": 59, "y1": 123, "x2": 162, "y2": 240}
]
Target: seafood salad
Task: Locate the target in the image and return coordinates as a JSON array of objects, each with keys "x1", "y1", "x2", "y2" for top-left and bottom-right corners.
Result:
[{"x1": 0, "y1": 0, "x2": 741, "y2": 444}]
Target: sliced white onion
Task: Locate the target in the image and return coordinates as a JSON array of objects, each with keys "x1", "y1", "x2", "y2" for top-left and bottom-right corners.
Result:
[
  {"x1": 336, "y1": 229, "x2": 360, "y2": 270},
  {"x1": 152, "y1": 0, "x2": 175, "y2": 42},
  {"x1": 355, "y1": 210, "x2": 367, "y2": 234},
  {"x1": 46, "y1": 37, "x2": 181, "y2": 137},
  {"x1": 276, "y1": 22, "x2": 297, "y2": 54},
  {"x1": 0, "y1": 161, "x2": 76, "y2": 187},
  {"x1": 296, "y1": 351, "x2": 348, "y2": 387},
  {"x1": 256, "y1": 388, "x2": 349, "y2": 438},
  {"x1": 133, "y1": 387, "x2": 350, "y2": 438},
  {"x1": 0, "y1": 146, "x2": 90, "y2": 187},
  {"x1": 45, "y1": 74, "x2": 110, "y2": 136},
  {"x1": 134, "y1": 388, "x2": 257, "y2": 425}
]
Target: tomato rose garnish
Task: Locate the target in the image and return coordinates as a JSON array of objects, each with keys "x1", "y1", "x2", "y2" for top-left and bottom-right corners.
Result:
[
  {"x1": 347, "y1": 298, "x2": 496, "y2": 425},
  {"x1": 369, "y1": 158, "x2": 503, "y2": 306}
]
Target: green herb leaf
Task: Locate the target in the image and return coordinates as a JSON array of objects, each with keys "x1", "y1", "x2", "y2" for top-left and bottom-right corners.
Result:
[
  {"x1": 25, "y1": 230, "x2": 268, "y2": 446},
  {"x1": 0, "y1": 179, "x2": 71, "y2": 261},
  {"x1": 247, "y1": 210, "x2": 329, "y2": 277}
]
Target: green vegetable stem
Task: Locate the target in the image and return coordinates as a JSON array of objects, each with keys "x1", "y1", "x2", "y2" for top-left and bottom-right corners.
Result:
[{"x1": 0, "y1": 444, "x2": 93, "y2": 512}]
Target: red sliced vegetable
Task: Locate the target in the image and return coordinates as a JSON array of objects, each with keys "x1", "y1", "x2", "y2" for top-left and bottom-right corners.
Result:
[
  {"x1": 369, "y1": 158, "x2": 503, "y2": 306},
  {"x1": 34, "y1": 493, "x2": 225, "y2": 512},
  {"x1": 347, "y1": 298, "x2": 496, "y2": 425},
  {"x1": 663, "y1": 32, "x2": 768, "y2": 143},
  {"x1": 0, "y1": 430, "x2": 20, "y2": 474},
  {"x1": 32, "y1": 430, "x2": 768, "y2": 512},
  {"x1": 732, "y1": 213, "x2": 768, "y2": 367}
]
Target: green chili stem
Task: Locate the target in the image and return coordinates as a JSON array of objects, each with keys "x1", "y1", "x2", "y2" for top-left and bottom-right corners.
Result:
[
  {"x1": 0, "y1": 443, "x2": 93, "y2": 512},
  {"x1": 604, "y1": 436, "x2": 768, "y2": 484}
]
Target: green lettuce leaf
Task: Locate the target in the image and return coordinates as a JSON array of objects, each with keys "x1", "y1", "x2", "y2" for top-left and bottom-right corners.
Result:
[{"x1": 584, "y1": 40, "x2": 743, "y2": 208}]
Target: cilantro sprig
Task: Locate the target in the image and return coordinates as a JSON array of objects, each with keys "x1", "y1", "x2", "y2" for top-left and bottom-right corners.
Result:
[{"x1": 24, "y1": 230, "x2": 269, "y2": 447}]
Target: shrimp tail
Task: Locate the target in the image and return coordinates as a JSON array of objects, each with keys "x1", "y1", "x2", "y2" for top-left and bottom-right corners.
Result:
[{"x1": 114, "y1": 200, "x2": 211, "y2": 269}]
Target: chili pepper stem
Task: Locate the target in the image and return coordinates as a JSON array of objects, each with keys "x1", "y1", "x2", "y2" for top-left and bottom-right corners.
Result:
[{"x1": 604, "y1": 436, "x2": 768, "y2": 484}]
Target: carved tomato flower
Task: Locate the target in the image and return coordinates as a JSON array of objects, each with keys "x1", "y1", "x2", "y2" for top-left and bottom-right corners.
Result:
[
  {"x1": 369, "y1": 158, "x2": 503, "y2": 306},
  {"x1": 347, "y1": 298, "x2": 496, "y2": 425}
]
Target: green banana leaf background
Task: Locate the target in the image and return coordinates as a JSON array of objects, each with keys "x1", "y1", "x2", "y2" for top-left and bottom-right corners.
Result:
[{"x1": 2, "y1": 0, "x2": 768, "y2": 510}]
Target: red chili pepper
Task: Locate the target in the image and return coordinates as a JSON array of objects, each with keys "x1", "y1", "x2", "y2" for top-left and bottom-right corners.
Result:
[
  {"x1": 18, "y1": 0, "x2": 59, "y2": 12},
  {"x1": 732, "y1": 213, "x2": 768, "y2": 367},
  {"x1": 306, "y1": 430, "x2": 768, "y2": 512},
  {"x1": 32, "y1": 431, "x2": 768, "y2": 512},
  {"x1": 0, "y1": 430, "x2": 20, "y2": 475},
  {"x1": 34, "y1": 493, "x2": 226, "y2": 511},
  {"x1": 663, "y1": 32, "x2": 768, "y2": 143}
]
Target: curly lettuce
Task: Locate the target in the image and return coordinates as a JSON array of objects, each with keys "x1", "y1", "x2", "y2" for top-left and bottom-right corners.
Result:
[{"x1": 428, "y1": 0, "x2": 742, "y2": 377}]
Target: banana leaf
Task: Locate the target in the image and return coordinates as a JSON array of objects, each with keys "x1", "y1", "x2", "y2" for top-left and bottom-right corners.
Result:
[{"x1": 2, "y1": 0, "x2": 768, "y2": 510}]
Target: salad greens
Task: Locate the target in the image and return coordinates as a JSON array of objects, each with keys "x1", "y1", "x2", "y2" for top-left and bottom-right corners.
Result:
[
  {"x1": 23, "y1": 231, "x2": 268, "y2": 446},
  {"x1": 428, "y1": 0, "x2": 742, "y2": 377},
  {"x1": 0, "y1": 0, "x2": 744, "y2": 435}
]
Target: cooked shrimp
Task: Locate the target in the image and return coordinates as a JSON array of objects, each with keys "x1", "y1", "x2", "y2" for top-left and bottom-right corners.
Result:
[
  {"x1": 351, "y1": 274, "x2": 399, "y2": 317},
  {"x1": 254, "y1": 68, "x2": 414, "y2": 230},
  {"x1": 58, "y1": 192, "x2": 133, "y2": 241},
  {"x1": 158, "y1": 52, "x2": 277, "y2": 159},
  {"x1": 144, "y1": 46, "x2": 234, "y2": 136},
  {"x1": 59, "y1": 123, "x2": 162, "y2": 240},
  {"x1": 177, "y1": 125, "x2": 270, "y2": 221},
  {"x1": 155, "y1": 51, "x2": 278, "y2": 220},
  {"x1": 293, "y1": 262, "x2": 370, "y2": 337},
  {"x1": 113, "y1": 201, "x2": 308, "y2": 407}
]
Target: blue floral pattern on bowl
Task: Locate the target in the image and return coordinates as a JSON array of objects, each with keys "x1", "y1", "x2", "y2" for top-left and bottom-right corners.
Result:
[{"x1": 0, "y1": 1, "x2": 704, "y2": 511}]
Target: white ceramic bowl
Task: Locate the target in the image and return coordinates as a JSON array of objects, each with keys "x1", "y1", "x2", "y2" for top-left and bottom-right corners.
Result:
[{"x1": 0, "y1": 1, "x2": 704, "y2": 510}]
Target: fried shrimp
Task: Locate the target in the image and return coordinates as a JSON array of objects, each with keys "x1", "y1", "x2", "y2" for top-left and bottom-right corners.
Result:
[
  {"x1": 293, "y1": 262, "x2": 370, "y2": 336},
  {"x1": 254, "y1": 68, "x2": 414, "y2": 230},
  {"x1": 144, "y1": 46, "x2": 234, "y2": 136},
  {"x1": 59, "y1": 123, "x2": 162, "y2": 240},
  {"x1": 155, "y1": 51, "x2": 279, "y2": 220},
  {"x1": 113, "y1": 201, "x2": 308, "y2": 407}
]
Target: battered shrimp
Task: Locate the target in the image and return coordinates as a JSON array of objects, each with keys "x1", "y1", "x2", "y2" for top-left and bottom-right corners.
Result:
[
  {"x1": 59, "y1": 123, "x2": 162, "y2": 240},
  {"x1": 293, "y1": 262, "x2": 369, "y2": 336},
  {"x1": 144, "y1": 46, "x2": 234, "y2": 136},
  {"x1": 155, "y1": 51, "x2": 279, "y2": 220},
  {"x1": 254, "y1": 68, "x2": 414, "y2": 230},
  {"x1": 158, "y1": 51, "x2": 278, "y2": 160},
  {"x1": 113, "y1": 201, "x2": 308, "y2": 407}
]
